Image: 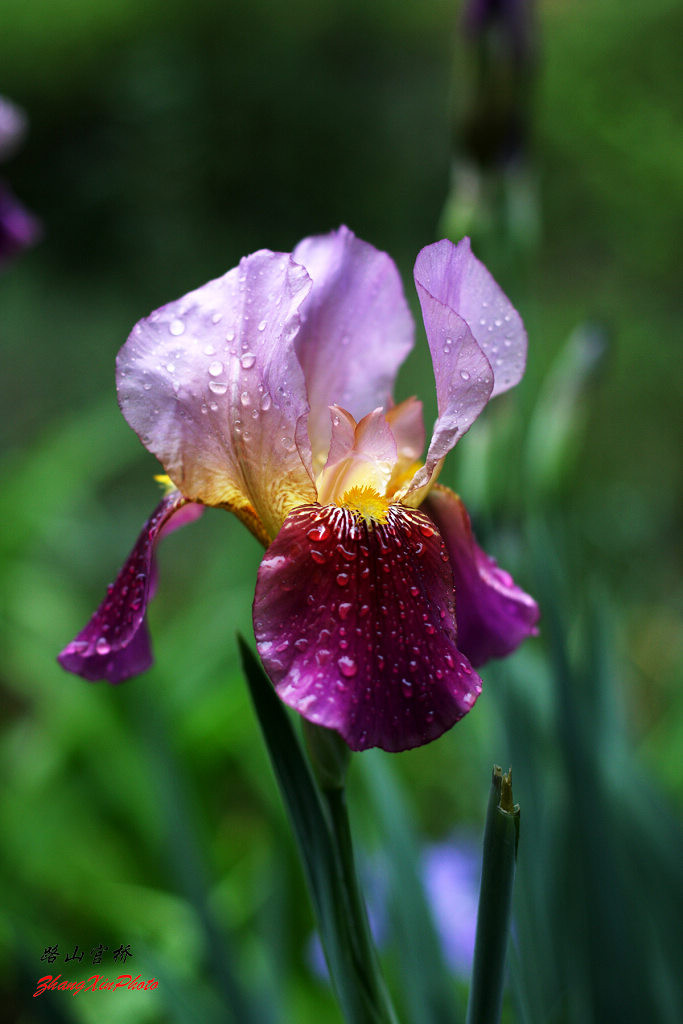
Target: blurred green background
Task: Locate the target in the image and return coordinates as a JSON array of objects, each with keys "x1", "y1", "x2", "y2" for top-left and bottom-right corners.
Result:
[{"x1": 1, "y1": 0, "x2": 681, "y2": 1021}]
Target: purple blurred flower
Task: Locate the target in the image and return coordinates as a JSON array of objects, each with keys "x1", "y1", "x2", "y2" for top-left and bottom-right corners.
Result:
[
  {"x1": 59, "y1": 227, "x2": 538, "y2": 751},
  {"x1": 0, "y1": 96, "x2": 41, "y2": 267},
  {"x1": 422, "y1": 836, "x2": 480, "y2": 976},
  {"x1": 308, "y1": 837, "x2": 479, "y2": 981}
]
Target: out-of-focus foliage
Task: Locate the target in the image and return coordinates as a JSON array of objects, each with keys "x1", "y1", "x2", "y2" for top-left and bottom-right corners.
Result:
[{"x1": 1, "y1": 0, "x2": 680, "y2": 1021}]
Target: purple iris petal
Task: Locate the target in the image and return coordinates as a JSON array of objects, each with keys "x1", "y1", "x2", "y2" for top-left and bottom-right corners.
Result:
[
  {"x1": 292, "y1": 227, "x2": 414, "y2": 463},
  {"x1": 117, "y1": 250, "x2": 316, "y2": 543},
  {"x1": 253, "y1": 503, "x2": 481, "y2": 752},
  {"x1": 424, "y1": 485, "x2": 539, "y2": 667},
  {"x1": 58, "y1": 493, "x2": 203, "y2": 683},
  {"x1": 412, "y1": 258, "x2": 494, "y2": 493},
  {"x1": 416, "y1": 237, "x2": 527, "y2": 398},
  {"x1": 0, "y1": 183, "x2": 41, "y2": 266}
]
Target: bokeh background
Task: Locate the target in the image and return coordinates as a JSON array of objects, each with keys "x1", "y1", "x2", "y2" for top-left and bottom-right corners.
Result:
[{"x1": 1, "y1": 0, "x2": 681, "y2": 1021}]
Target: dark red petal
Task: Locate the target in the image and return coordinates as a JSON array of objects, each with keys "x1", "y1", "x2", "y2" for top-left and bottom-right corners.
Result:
[
  {"x1": 424, "y1": 486, "x2": 539, "y2": 667},
  {"x1": 58, "y1": 493, "x2": 203, "y2": 683},
  {"x1": 253, "y1": 503, "x2": 481, "y2": 752}
]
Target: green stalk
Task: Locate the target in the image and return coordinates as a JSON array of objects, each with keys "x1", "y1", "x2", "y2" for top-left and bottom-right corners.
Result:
[
  {"x1": 466, "y1": 766, "x2": 520, "y2": 1024},
  {"x1": 303, "y1": 720, "x2": 400, "y2": 1024}
]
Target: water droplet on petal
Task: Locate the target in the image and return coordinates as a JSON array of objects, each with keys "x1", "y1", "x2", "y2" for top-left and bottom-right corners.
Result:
[
  {"x1": 257, "y1": 319, "x2": 267, "y2": 332},
  {"x1": 240, "y1": 390, "x2": 250, "y2": 407},
  {"x1": 338, "y1": 655, "x2": 357, "y2": 677},
  {"x1": 208, "y1": 360, "x2": 223, "y2": 377},
  {"x1": 240, "y1": 352, "x2": 256, "y2": 369},
  {"x1": 336, "y1": 573, "x2": 350, "y2": 587},
  {"x1": 209, "y1": 381, "x2": 227, "y2": 395},
  {"x1": 260, "y1": 393, "x2": 272, "y2": 411},
  {"x1": 460, "y1": 369, "x2": 470, "y2": 381},
  {"x1": 339, "y1": 602, "x2": 352, "y2": 620},
  {"x1": 204, "y1": 344, "x2": 216, "y2": 356},
  {"x1": 95, "y1": 637, "x2": 110, "y2": 655},
  {"x1": 307, "y1": 523, "x2": 330, "y2": 542},
  {"x1": 169, "y1": 318, "x2": 185, "y2": 336}
]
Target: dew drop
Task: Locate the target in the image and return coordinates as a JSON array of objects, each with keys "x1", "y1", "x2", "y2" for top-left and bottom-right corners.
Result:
[
  {"x1": 240, "y1": 390, "x2": 250, "y2": 407},
  {"x1": 209, "y1": 381, "x2": 227, "y2": 395},
  {"x1": 208, "y1": 360, "x2": 223, "y2": 377},
  {"x1": 338, "y1": 655, "x2": 357, "y2": 678},
  {"x1": 310, "y1": 549, "x2": 327, "y2": 564},
  {"x1": 240, "y1": 352, "x2": 256, "y2": 369},
  {"x1": 169, "y1": 318, "x2": 185, "y2": 336},
  {"x1": 260, "y1": 393, "x2": 272, "y2": 411},
  {"x1": 204, "y1": 343, "x2": 216, "y2": 356},
  {"x1": 401, "y1": 678, "x2": 414, "y2": 697},
  {"x1": 339, "y1": 602, "x2": 352, "y2": 621},
  {"x1": 257, "y1": 319, "x2": 267, "y2": 332},
  {"x1": 460, "y1": 369, "x2": 470, "y2": 381},
  {"x1": 307, "y1": 523, "x2": 329, "y2": 542},
  {"x1": 226, "y1": 329, "x2": 235, "y2": 342},
  {"x1": 209, "y1": 401, "x2": 219, "y2": 412},
  {"x1": 336, "y1": 572, "x2": 350, "y2": 587},
  {"x1": 166, "y1": 362, "x2": 175, "y2": 373},
  {"x1": 95, "y1": 637, "x2": 111, "y2": 655},
  {"x1": 211, "y1": 312, "x2": 223, "y2": 324}
]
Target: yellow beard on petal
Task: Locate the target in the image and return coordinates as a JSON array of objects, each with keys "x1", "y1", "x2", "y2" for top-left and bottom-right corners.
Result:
[{"x1": 340, "y1": 485, "x2": 390, "y2": 525}]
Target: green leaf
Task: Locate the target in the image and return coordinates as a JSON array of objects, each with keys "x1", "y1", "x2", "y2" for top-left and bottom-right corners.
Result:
[{"x1": 466, "y1": 767, "x2": 519, "y2": 1024}]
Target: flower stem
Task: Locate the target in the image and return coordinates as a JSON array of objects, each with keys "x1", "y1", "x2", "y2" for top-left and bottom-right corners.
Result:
[
  {"x1": 303, "y1": 719, "x2": 399, "y2": 1024},
  {"x1": 466, "y1": 766, "x2": 520, "y2": 1024}
]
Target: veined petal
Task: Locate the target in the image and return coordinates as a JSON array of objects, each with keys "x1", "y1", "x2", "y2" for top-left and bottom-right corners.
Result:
[
  {"x1": 415, "y1": 237, "x2": 527, "y2": 398},
  {"x1": 58, "y1": 493, "x2": 203, "y2": 683},
  {"x1": 292, "y1": 226, "x2": 414, "y2": 467},
  {"x1": 316, "y1": 406, "x2": 398, "y2": 506},
  {"x1": 253, "y1": 503, "x2": 481, "y2": 752},
  {"x1": 117, "y1": 251, "x2": 317, "y2": 544},
  {"x1": 424, "y1": 485, "x2": 539, "y2": 666}
]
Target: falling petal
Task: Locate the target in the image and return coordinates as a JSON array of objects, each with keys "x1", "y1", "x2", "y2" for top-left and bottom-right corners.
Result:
[
  {"x1": 254, "y1": 502, "x2": 481, "y2": 752},
  {"x1": 58, "y1": 493, "x2": 203, "y2": 683}
]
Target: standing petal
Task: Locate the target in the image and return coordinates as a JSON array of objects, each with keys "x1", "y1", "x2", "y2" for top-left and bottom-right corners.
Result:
[
  {"x1": 424, "y1": 485, "x2": 539, "y2": 667},
  {"x1": 58, "y1": 493, "x2": 203, "y2": 683},
  {"x1": 416, "y1": 237, "x2": 527, "y2": 398},
  {"x1": 117, "y1": 251, "x2": 317, "y2": 544},
  {"x1": 407, "y1": 243, "x2": 495, "y2": 497},
  {"x1": 316, "y1": 406, "x2": 398, "y2": 506},
  {"x1": 254, "y1": 503, "x2": 481, "y2": 752},
  {"x1": 292, "y1": 226, "x2": 414, "y2": 466}
]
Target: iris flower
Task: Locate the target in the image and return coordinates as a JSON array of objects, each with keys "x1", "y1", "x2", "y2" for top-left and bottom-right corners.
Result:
[
  {"x1": 59, "y1": 227, "x2": 538, "y2": 751},
  {"x1": 0, "y1": 96, "x2": 41, "y2": 267}
]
